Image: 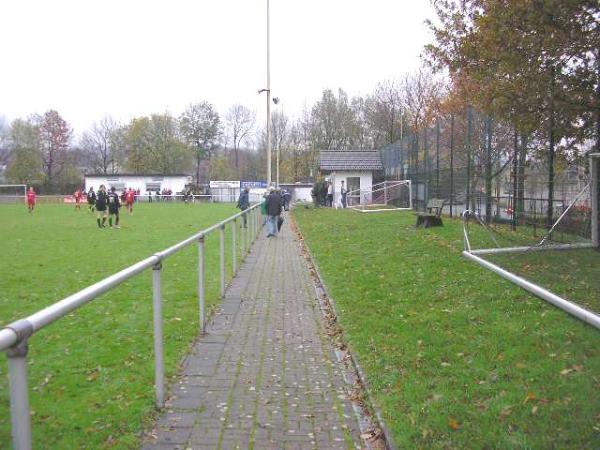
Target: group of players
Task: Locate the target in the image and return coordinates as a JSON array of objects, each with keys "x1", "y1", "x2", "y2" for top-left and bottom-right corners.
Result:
[
  {"x1": 26, "y1": 186, "x2": 136, "y2": 229},
  {"x1": 81, "y1": 186, "x2": 136, "y2": 228}
]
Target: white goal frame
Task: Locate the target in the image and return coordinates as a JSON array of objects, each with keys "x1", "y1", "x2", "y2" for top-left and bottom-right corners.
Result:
[
  {"x1": 347, "y1": 180, "x2": 412, "y2": 213},
  {"x1": 0, "y1": 184, "x2": 27, "y2": 202},
  {"x1": 461, "y1": 153, "x2": 600, "y2": 329}
]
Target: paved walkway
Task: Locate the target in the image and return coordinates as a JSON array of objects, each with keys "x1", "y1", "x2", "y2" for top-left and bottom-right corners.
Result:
[{"x1": 143, "y1": 218, "x2": 363, "y2": 450}]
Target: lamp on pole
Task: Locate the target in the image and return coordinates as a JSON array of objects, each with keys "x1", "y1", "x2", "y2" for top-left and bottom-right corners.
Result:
[{"x1": 260, "y1": 0, "x2": 272, "y2": 186}]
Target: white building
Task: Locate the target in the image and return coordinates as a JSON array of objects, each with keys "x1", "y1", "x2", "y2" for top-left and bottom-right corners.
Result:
[
  {"x1": 84, "y1": 174, "x2": 192, "y2": 196},
  {"x1": 319, "y1": 151, "x2": 383, "y2": 205}
]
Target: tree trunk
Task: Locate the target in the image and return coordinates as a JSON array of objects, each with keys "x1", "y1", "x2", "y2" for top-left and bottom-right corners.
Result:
[
  {"x1": 436, "y1": 119, "x2": 440, "y2": 198},
  {"x1": 466, "y1": 106, "x2": 473, "y2": 214},
  {"x1": 485, "y1": 116, "x2": 493, "y2": 223},
  {"x1": 512, "y1": 123, "x2": 519, "y2": 230},
  {"x1": 517, "y1": 134, "x2": 527, "y2": 218},
  {"x1": 450, "y1": 114, "x2": 455, "y2": 217},
  {"x1": 547, "y1": 68, "x2": 556, "y2": 230}
]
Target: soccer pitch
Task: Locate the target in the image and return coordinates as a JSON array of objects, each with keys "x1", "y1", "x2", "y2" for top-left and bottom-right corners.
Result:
[{"x1": 0, "y1": 202, "x2": 239, "y2": 448}]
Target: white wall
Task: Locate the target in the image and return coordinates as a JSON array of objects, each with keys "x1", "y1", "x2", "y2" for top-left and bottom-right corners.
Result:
[
  {"x1": 327, "y1": 171, "x2": 373, "y2": 205},
  {"x1": 85, "y1": 175, "x2": 190, "y2": 195}
]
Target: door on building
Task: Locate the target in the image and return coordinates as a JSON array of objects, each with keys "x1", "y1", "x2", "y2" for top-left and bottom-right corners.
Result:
[{"x1": 346, "y1": 177, "x2": 360, "y2": 206}]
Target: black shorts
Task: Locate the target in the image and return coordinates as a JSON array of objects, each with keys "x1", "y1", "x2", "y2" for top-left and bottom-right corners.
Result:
[
  {"x1": 96, "y1": 203, "x2": 107, "y2": 212},
  {"x1": 108, "y1": 207, "x2": 119, "y2": 215},
  {"x1": 87, "y1": 199, "x2": 95, "y2": 205}
]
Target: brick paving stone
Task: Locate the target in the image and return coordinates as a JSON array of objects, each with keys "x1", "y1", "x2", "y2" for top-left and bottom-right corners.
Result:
[{"x1": 143, "y1": 220, "x2": 362, "y2": 450}]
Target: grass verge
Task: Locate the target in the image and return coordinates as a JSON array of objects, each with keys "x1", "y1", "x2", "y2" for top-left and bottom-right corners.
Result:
[
  {"x1": 0, "y1": 202, "x2": 242, "y2": 449},
  {"x1": 293, "y1": 207, "x2": 600, "y2": 449}
]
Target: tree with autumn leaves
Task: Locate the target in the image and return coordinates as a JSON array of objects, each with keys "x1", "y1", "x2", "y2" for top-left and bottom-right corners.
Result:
[{"x1": 425, "y1": 0, "x2": 599, "y2": 226}]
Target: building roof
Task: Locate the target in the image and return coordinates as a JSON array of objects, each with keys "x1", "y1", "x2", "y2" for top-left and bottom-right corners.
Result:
[
  {"x1": 320, "y1": 151, "x2": 383, "y2": 171},
  {"x1": 85, "y1": 173, "x2": 190, "y2": 178}
]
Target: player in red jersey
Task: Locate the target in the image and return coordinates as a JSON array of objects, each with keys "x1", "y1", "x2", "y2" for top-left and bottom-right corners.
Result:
[
  {"x1": 74, "y1": 188, "x2": 82, "y2": 210},
  {"x1": 125, "y1": 188, "x2": 136, "y2": 215},
  {"x1": 26, "y1": 187, "x2": 36, "y2": 213}
]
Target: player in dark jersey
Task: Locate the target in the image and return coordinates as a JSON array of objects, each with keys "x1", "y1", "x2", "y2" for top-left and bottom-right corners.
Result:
[
  {"x1": 95, "y1": 185, "x2": 108, "y2": 228},
  {"x1": 87, "y1": 187, "x2": 96, "y2": 212},
  {"x1": 107, "y1": 187, "x2": 121, "y2": 228}
]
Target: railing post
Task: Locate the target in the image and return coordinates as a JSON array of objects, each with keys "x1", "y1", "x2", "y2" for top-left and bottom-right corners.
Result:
[
  {"x1": 232, "y1": 218, "x2": 237, "y2": 274},
  {"x1": 198, "y1": 235, "x2": 206, "y2": 333},
  {"x1": 241, "y1": 212, "x2": 246, "y2": 258},
  {"x1": 152, "y1": 260, "x2": 165, "y2": 408},
  {"x1": 7, "y1": 338, "x2": 33, "y2": 450},
  {"x1": 220, "y1": 224, "x2": 226, "y2": 297}
]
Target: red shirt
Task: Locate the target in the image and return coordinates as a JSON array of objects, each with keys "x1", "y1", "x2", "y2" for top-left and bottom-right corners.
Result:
[
  {"x1": 27, "y1": 191, "x2": 36, "y2": 203},
  {"x1": 74, "y1": 190, "x2": 81, "y2": 200},
  {"x1": 126, "y1": 191, "x2": 135, "y2": 203}
]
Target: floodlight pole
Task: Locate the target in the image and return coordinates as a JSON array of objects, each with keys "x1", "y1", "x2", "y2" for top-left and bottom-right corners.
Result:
[{"x1": 266, "y1": 0, "x2": 272, "y2": 186}]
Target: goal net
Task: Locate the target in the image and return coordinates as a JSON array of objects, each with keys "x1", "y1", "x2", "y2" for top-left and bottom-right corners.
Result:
[
  {"x1": 461, "y1": 156, "x2": 599, "y2": 328},
  {"x1": 0, "y1": 184, "x2": 27, "y2": 204},
  {"x1": 347, "y1": 180, "x2": 412, "y2": 212}
]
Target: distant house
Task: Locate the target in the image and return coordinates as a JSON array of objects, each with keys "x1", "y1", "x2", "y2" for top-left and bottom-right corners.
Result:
[
  {"x1": 319, "y1": 151, "x2": 383, "y2": 205},
  {"x1": 84, "y1": 174, "x2": 192, "y2": 196}
]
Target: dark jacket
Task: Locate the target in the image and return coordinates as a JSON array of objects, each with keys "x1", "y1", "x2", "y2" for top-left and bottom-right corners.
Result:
[
  {"x1": 237, "y1": 190, "x2": 250, "y2": 210},
  {"x1": 266, "y1": 192, "x2": 283, "y2": 216}
]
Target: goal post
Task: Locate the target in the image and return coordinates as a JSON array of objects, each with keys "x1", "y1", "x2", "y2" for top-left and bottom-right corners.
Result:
[
  {"x1": 347, "y1": 180, "x2": 412, "y2": 213},
  {"x1": 0, "y1": 184, "x2": 27, "y2": 204}
]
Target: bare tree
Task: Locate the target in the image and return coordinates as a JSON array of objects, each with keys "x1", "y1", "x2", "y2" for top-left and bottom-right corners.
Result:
[
  {"x1": 225, "y1": 105, "x2": 255, "y2": 177},
  {"x1": 80, "y1": 116, "x2": 121, "y2": 174},
  {"x1": 369, "y1": 80, "x2": 403, "y2": 148},
  {"x1": 179, "y1": 101, "x2": 220, "y2": 185},
  {"x1": 39, "y1": 110, "x2": 71, "y2": 191}
]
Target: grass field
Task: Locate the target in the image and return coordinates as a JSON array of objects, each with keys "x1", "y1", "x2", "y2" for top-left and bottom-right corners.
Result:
[
  {"x1": 293, "y1": 207, "x2": 600, "y2": 449},
  {"x1": 0, "y1": 202, "x2": 244, "y2": 449}
]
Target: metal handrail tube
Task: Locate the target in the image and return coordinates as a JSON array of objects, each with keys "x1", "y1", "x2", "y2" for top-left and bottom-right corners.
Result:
[{"x1": 463, "y1": 251, "x2": 600, "y2": 329}]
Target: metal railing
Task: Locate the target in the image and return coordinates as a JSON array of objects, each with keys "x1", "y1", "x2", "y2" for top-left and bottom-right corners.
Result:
[{"x1": 0, "y1": 203, "x2": 263, "y2": 450}]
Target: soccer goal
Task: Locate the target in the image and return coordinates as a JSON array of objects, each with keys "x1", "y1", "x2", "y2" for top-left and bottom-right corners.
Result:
[
  {"x1": 347, "y1": 180, "x2": 412, "y2": 213},
  {"x1": 0, "y1": 184, "x2": 27, "y2": 204},
  {"x1": 461, "y1": 153, "x2": 600, "y2": 329}
]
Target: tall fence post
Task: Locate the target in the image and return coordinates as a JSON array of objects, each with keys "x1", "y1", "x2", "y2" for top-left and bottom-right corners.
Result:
[
  {"x1": 152, "y1": 260, "x2": 165, "y2": 409},
  {"x1": 7, "y1": 337, "x2": 33, "y2": 450},
  {"x1": 220, "y1": 224, "x2": 226, "y2": 297},
  {"x1": 241, "y1": 212, "x2": 246, "y2": 258},
  {"x1": 232, "y1": 218, "x2": 237, "y2": 274},
  {"x1": 198, "y1": 235, "x2": 206, "y2": 333}
]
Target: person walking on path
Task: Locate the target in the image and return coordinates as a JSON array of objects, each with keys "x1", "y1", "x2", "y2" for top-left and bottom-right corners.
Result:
[
  {"x1": 236, "y1": 187, "x2": 250, "y2": 227},
  {"x1": 265, "y1": 186, "x2": 283, "y2": 237}
]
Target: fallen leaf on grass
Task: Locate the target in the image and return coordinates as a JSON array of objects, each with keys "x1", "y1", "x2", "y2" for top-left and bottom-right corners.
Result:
[
  {"x1": 448, "y1": 417, "x2": 461, "y2": 430},
  {"x1": 523, "y1": 392, "x2": 537, "y2": 404}
]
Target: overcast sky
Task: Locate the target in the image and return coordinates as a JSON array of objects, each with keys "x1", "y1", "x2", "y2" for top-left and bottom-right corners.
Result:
[{"x1": 0, "y1": 0, "x2": 434, "y2": 136}]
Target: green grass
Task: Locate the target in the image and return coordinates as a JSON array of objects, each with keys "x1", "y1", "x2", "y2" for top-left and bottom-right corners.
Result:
[
  {"x1": 0, "y1": 202, "x2": 245, "y2": 449},
  {"x1": 293, "y1": 207, "x2": 600, "y2": 449}
]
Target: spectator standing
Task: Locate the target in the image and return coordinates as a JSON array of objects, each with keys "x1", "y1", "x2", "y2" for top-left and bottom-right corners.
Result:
[
  {"x1": 327, "y1": 181, "x2": 333, "y2": 207},
  {"x1": 340, "y1": 180, "x2": 347, "y2": 208},
  {"x1": 265, "y1": 187, "x2": 283, "y2": 237},
  {"x1": 237, "y1": 187, "x2": 250, "y2": 227}
]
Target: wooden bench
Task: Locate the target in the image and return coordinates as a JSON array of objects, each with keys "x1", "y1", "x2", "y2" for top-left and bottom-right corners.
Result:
[{"x1": 415, "y1": 198, "x2": 446, "y2": 228}]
